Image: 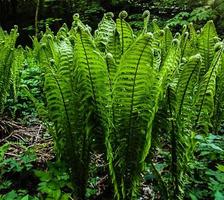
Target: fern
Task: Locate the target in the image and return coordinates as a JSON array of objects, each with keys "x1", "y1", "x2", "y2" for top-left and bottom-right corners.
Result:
[
  {"x1": 195, "y1": 42, "x2": 224, "y2": 133},
  {"x1": 3, "y1": 13, "x2": 224, "y2": 200},
  {"x1": 0, "y1": 27, "x2": 18, "y2": 113},
  {"x1": 212, "y1": 52, "x2": 224, "y2": 133},
  {"x1": 172, "y1": 54, "x2": 202, "y2": 199},
  {"x1": 198, "y1": 21, "x2": 219, "y2": 76},
  {"x1": 11, "y1": 46, "x2": 25, "y2": 102},
  {"x1": 106, "y1": 30, "x2": 122, "y2": 63},
  {"x1": 110, "y1": 33, "x2": 156, "y2": 199},
  {"x1": 94, "y1": 12, "x2": 116, "y2": 51},
  {"x1": 116, "y1": 11, "x2": 134, "y2": 55},
  {"x1": 71, "y1": 20, "x2": 112, "y2": 198}
]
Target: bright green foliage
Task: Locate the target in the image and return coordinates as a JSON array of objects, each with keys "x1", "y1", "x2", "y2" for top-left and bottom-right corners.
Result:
[
  {"x1": 2, "y1": 10, "x2": 224, "y2": 200},
  {"x1": 94, "y1": 12, "x2": 116, "y2": 51},
  {"x1": 212, "y1": 53, "x2": 224, "y2": 133},
  {"x1": 110, "y1": 33, "x2": 157, "y2": 199},
  {"x1": 11, "y1": 46, "x2": 25, "y2": 102},
  {"x1": 198, "y1": 21, "x2": 218, "y2": 76},
  {"x1": 116, "y1": 11, "x2": 134, "y2": 55},
  {"x1": 35, "y1": 14, "x2": 112, "y2": 199},
  {"x1": 0, "y1": 26, "x2": 18, "y2": 113},
  {"x1": 195, "y1": 44, "x2": 223, "y2": 132}
]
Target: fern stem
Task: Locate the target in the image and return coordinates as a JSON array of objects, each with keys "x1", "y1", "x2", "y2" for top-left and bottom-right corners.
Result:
[
  {"x1": 167, "y1": 86, "x2": 178, "y2": 199},
  {"x1": 121, "y1": 20, "x2": 124, "y2": 55}
]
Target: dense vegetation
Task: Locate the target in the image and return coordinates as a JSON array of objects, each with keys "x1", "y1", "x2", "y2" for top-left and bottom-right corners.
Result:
[{"x1": 1, "y1": 6, "x2": 224, "y2": 200}]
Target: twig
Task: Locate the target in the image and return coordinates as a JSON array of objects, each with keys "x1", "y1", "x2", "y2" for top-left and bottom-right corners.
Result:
[{"x1": 0, "y1": 132, "x2": 14, "y2": 144}]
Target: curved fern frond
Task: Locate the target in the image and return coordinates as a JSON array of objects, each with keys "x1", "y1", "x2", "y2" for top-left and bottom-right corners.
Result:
[
  {"x1": 160, "y1": 26, "x2": 173, "y2": 64},
  {"x1": 94, "y1": 12, "x2": 116, "y2": 50},
  {"x1": 195, "y1": 42, "x2": 224, "y2": 133},
  {"x1": 0, "y1": 27, "x2": 18, "y2": 112},
  {"x1": 160, "y1": 39, "x2": 181, "y2": 84},
  {"x1": 198, "y1": 20, "x2": 219, "y2": 76},
  {"x1": 11, "y1": 46, "x2": 25, "y2": 102},
  {"x1": 106, "y1": 30, "x2": 122, "y2": 63},
  {"x1": 116, "y1": 11, "x2": 134, "y2": 55},
  {"x1": 110, "y1": 33, "x2": 160, "y2": 199},
  {"x1": 212, "y1": 51, "x2": 224, "y2": 132},
  {"x1": 152, "y1": 19, "x2": 161, "y2": 33},
  {"x1": 56, "y1": 23, "x2": 69, "y2": 39},
  {"x1": 73, "y1": 24, "x2": 112, "y2": 196},
  {"x1": 176, "y1": 54, "x2": 201, "y2": 119},
  {"x1": 142, "y1": 10, "x2": 150, "y2": 33},
  {"x1": 188, "y1": 23, "x2": 197, "y2": 48},
  {"x1": 106, "y1": 53, "x2": 118, "y2": 81}
]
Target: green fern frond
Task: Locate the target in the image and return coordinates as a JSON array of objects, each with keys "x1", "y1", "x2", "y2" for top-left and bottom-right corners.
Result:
[
  {"x1": 198, "y1": 20, "x2": 219, "y2": 76},
  {"x1": 94, "y1": 12, "x2": 116, "y2": 50},
  {"x1": 142, "y1": 10, "x2": 150, "y2": 33},
  {"x1": 195, "y1": 42, "x2": 224, "y2": 133},
  {"x1": 212, "y1": 52, "x2": 224, "y2": 133},
  {"x1": 0, "y1": 27, "x2": 18, "y2": 112},
  {"x1": 106, "y1": 30, "x2": 122, "y2": 63},
  {"x1": 110, "y1": 33, "x2": 162, "y2": 199},
  {"x1": 11, "y1": 46, "x2": 25, "y2": 102},
  {"x1": 176, "y1": 54, "x2": 202, "y2": 119},
  {"x1": 116, "y1": 11, "x2": 134, "y2": 55},
  {"x1": 160, "y1": 26, "x2": 173, "y2": 64},
  {"x1": 152, "y1": 19, "x2": 161, "y2": 33},
  {"x1": 73, "y1": 24, "x2": 112, "y2": 197}
]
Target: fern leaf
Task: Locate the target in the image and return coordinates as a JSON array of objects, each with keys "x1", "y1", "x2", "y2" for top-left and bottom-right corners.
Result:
[
  {"x1": 111, "y1": 33, "x2": 159, "y2": 199},
  {"x1": 0, "y1": 27, "x2": 18, "y2": 112},
  {"x1": 73, "y1": 24, "x2": 112, "y2": 197},
  {"x1": 176, "y1": 54, "x2": 201, "y2": 119},
  {"x1": 212, "y1": 52, "x2": 224, "y2": 133},
  {"x1": 116, "y1": 11, "x2": 134, "y2": 55},
  {"x1": 94, "y1": 12, "x2": 116, "y2": 51},
  {"x1": 106, "y1": 30, "x2": 122, "y2": 63},
  {"x1": 11, "y1": 46, "x2": 25, "y2": 102},
  {"x1": 195, "y1": 42, "x2": 223, "y2": 133},
  {"x1": 142, "y1": 10, "x2": 150, "y2": 33},
  {"x1": 152, "y1": 19, "x2": 161, "y2": 33},
  {"x1": 198, "y1": 20, "x2": 219, "y2": 76}
]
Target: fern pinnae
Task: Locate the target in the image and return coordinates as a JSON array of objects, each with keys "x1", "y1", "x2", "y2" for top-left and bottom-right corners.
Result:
[
  {"x1": 116, "y1": 11, "x2": 134, "y2": 55},
  {"x1": 111, "y1": 32, "x2": 159, "y2": 199},
  {"x1": 127, "y1": 40, "x2": 149, "y2": 145},
  {"x1": 94, "y1": 12, "x2": 116, "y2": 50},
  {"x1": 42, "y1": 48, "x2": 72, "y2": 134},
  {"x1": 176, "y1": 54, "x2": 201, "y2": 117},
  {"x1": 152, "y1": 19, "x2": 161, "y2": 33},
  {"x1": 51, "y1": 67, "x2": 71, "y2": 132},
  {"x1": 79, "y1": 27, "x2": 97, "y2": 104},
  {"x1": 198, "y1": 20, "x2": 218, "y2": 76},
  {"x1": 195, "y1": 42, "x2": 224, "y2": 131},
  {"x1": 180, "y1": 32, "x2": 189, "y2": 58}
]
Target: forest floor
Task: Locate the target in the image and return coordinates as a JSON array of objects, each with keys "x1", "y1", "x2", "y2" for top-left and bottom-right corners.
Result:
[{"x1": 0, "y1": 118, "x2": 156, "y2": 199}]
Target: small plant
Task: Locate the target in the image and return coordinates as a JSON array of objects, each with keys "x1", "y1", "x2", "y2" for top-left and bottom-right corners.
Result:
[
  {"x1": 34, "y1": 161, "x2": 73, "y2": 200},
  {"x1": 0, "y1": 143, "x2": 38, "y2": 199},
  {"x1": 188, "y1": 133, "x2": 224, "y2": 200}
]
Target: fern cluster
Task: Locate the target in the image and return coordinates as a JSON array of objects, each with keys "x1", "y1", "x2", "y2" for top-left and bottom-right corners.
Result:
[
  {"x1": 0, "y1": 26, "x2": 20, "y2": 113},
  {"x1": 1, "y1": 11, "x2": 224, "y2": 200}
]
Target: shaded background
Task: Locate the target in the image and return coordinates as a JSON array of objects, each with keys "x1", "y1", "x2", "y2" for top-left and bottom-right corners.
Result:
[{"x1": 0, "y1": 0, "x2": 224, "y2": 46}]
